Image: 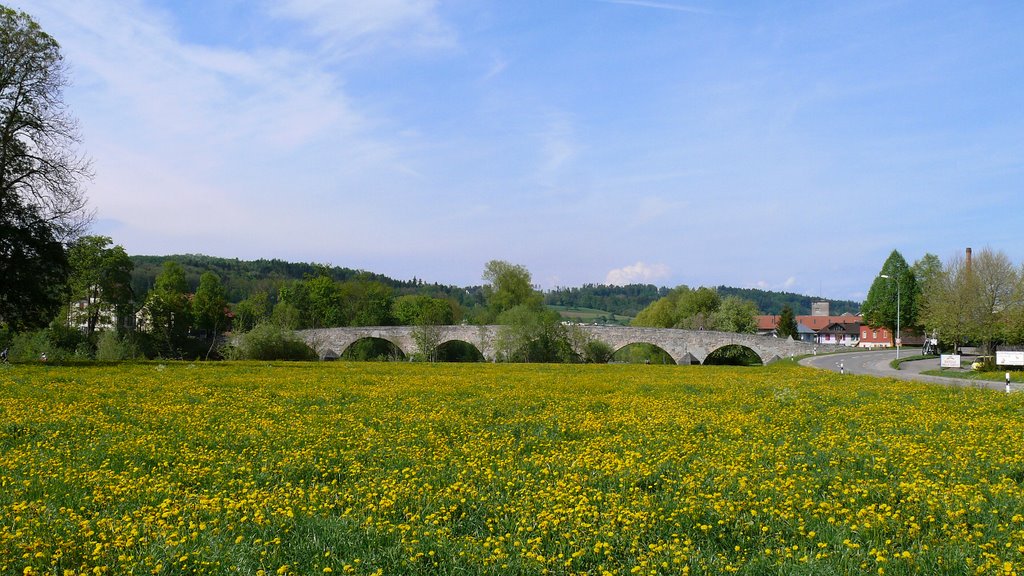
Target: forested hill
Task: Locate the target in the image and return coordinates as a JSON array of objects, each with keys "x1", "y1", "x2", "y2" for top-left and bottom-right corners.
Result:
[
  {"x1": 543, "y1": 284, "x2": 670, "y2": 317},
  {"x1": 715, "y1": 286, "x2": 860, "y2": 316},
  {"x1": 130, "y1": 254, "x2": 859, "y2": 316},
  {"x1": 129, "y1": 255, "x2": 477, "y2": 305},
  {"x1": 544, "y1": 284, "x2": 860, "y2": 317}
]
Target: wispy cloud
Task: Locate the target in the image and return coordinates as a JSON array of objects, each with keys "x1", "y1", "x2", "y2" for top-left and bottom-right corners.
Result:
[
  {"x1": 26, "y1": 0, "x2": 417, "y2": 255},
  {"x1": 535, "y1": 112, "x2": 578, "y2": 187},
  {"x1": 594, "y1": 0, "x2": 714, "y2": 15},
  {"x1": 606, "y1": 262, "x2": 671, "y2": 286},
  {"x1": 481, "y1": 55, "x2": 509, "y2": 82},
  {"x1": 267, "y1": 0, "x2": 455, "y2": 56},
  {"x1": 629, "y1": 196, "x2": 689, "y2": 227}
]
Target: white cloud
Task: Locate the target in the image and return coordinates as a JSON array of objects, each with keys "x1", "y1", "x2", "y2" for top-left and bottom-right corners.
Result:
[
  {"x1": 605, "y1": 262, "x2": 671, "y2": 286},
  {"x1": 751, "y1": 277, "x2": 798, "y2": 291},
  {"x1": 267, "y1": 0, "x2": 455, "y2": 56}
]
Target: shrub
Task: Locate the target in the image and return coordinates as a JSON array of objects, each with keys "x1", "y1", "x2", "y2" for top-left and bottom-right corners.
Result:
[
  {"x1": 583, "y1": 340, "x2": 614, "y2": 363},
  {"x1": 8, "y1": 324, "x2": 92, "y2": 362},
  {"x1": 95, "y1": 331, "x2": 141, "y2": 362},
  {"x1": 225, "y1": 323, "x2": 316, "y2": 361}
]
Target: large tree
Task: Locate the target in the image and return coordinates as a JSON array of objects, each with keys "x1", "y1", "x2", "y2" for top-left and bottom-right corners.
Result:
[
  {"x1": 713, "y1": 296, "x2": 759, "y2": 334},
  {"x1": 920, "y1": 253, "x2": 977, "y2": 353},
  {"x1": 0, "y1": 6, "x2": 91, "y2": 328},
  {"x1": 232, "y1": 291, "x2": 271, "y2": 332},
  {"x1": 192, "y1": 271, "x2": 227, "y2": 334},
  {"x1": 967, "y1": 248, "x2": 1020, "y2": 351},
  {"x1": 862, "y1": 250, "x2": 917, "y2": 342},
  {"x1": 145, "y1": 261, "x2": 192, "y2": 356},
  {"x1": 67, "y1": 235, "x2": 133, "y2": 338},
  {"x1": 911, "y1": 253, "x2": 943, "y2": 333},
  {"x1": 481, "y1": 260, "x2": 542, "y2": 321},
  {"x1": 920, "y1": 249, "x2": 1024, "y2": 352},
  {"x1": 675, "y1": 287, "x2": 721, "y2": 330},
  {"x1": 192, "y1": 271, "x2": 228, "y2": 359}
]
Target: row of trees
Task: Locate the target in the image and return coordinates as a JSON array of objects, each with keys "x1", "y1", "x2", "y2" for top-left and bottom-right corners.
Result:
[{"x1": 863, "y1": 249, "x2": 1024, "y2": 353}]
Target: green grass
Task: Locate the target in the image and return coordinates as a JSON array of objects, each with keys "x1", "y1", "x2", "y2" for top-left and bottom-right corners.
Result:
[
  {"x1": 922, "y1": 367, "x2": 1024, "y2": 382},
  {"x1": 5, "y1": 362, "x2": 1024, "y2": 575},
  {"x1": 547, "y1": 305, "x2": 633, "y2": 325}
]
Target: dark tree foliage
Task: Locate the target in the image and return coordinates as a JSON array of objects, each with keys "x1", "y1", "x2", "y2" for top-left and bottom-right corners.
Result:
[
  {"x1": 129, "y1": 254, "x2": 480, "y2": 309},
  {"x1": 0, "y1": 6, "x2": 91, "y2": 328},
  {"x1": 0, "y1": 200, "x2": 68, "y2": 329},
  {"x1": 545, "y1": 284, "x2": 857, "y2": 319},
  {"x1": 544, "y1": 284, "x2": 669, "y2": 317},
  {"x1": 777, "y1": 305, "x2": 798, "y2": 340},
  {"x1": 716, "y1": 286, "x2": 859, "y2": 316},
  {"x1": 862, "y1": 250, "x2": 917, "y2": 337}
]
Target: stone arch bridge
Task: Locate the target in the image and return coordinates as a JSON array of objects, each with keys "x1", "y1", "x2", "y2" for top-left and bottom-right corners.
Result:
[{"x1": 297, "y1": 325, "x2": 838, "y2": 365}]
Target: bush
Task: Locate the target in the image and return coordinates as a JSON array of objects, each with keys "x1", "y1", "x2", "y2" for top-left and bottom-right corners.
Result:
[
  {"x1": 8, "y1": 324, "x2": 92, "y2": 362},
  {"x1": 95, "y1": 331, "x2": 141, "y2": 362},
  {"x1": 224, "y1": 323, "x2": 317, "y2": 361},
  {"x1": 583, "y1": 340, "x2": 614, "y2": 363}
]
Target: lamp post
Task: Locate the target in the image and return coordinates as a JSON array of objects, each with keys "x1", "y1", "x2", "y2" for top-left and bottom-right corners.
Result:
[{"x1": 879, "y1": 274, "x2": 900, "y2": 359}]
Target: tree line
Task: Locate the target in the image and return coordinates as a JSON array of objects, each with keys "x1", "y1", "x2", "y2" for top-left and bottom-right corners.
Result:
[{"x1": 862, "y1": 249, "x2": 1024, "y2": 356}]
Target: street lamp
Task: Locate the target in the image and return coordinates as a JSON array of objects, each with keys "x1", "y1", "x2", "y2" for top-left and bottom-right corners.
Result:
[{"x1": 879, "y1": 274, "x2": 900, "y2": 359}]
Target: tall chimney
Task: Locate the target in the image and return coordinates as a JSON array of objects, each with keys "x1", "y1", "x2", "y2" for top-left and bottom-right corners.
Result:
[{"x1": 966, "y1": 247, "x2": 972, "y2": 272}]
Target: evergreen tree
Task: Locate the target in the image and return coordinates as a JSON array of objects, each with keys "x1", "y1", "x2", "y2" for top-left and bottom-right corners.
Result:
[
  {"x1": 862, "y1": 250, "x2": 917, "y2": 339},
  {"x1": 777, "y1": 305, "x2": 798, "y2": 339}
]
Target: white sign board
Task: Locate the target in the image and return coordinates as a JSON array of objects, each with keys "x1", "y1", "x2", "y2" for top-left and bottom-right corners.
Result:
[
  {"x1": 997, "y1": 351, "x2": 1024, "y2": 366},
  {"x1": 940, "y1": 354, "x2": 961, "y2": 368}
]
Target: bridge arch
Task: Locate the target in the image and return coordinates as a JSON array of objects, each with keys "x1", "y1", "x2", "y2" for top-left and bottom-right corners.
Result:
[
  {"x1": 341, "y1": 337, "x2": 407, "y2": 361},
  {"x1": 610, "y1": 342, "x2": 677, "y2": 364},
  {"x1": 703, "y1": 344, "x2": 765, "y2": 366},
  {"x1": 435, "y1": 339, "x2": 485, "y2": 362}
]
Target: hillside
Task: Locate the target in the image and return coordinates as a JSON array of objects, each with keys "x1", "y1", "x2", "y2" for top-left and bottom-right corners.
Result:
[
  {"x1": 129, "y1": 254, "x2": 480, "y2": 306},
  {"x1": 715, "y1": 286, "x2": 860, "y2": 316},
  {"x1": 129, "y1": 254, "x2": 859, "y2": 316}
]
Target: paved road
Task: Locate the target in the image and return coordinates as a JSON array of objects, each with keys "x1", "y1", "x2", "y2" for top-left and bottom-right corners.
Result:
[{"x1": 799, "y1": 349, "x2": 1009, "y2": 391}]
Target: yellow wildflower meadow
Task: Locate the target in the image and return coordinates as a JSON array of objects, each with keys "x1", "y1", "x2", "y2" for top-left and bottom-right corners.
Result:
[{"x1": 2, "y1": 361, "x2": 1024, "y2": 575}]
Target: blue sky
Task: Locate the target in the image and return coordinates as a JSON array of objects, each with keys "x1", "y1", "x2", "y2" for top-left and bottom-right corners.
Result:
[{"x1": 18, "y1": 1, "x2": 1024, "y2": 301}]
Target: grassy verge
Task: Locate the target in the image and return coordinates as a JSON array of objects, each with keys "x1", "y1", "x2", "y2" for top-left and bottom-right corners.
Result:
[
  {"x1": 889, "y1": 354, "x2": 938, "y2": 370},
  {"x1": 921, "y1": 368, "x2": 1024, "y2": 382}
]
